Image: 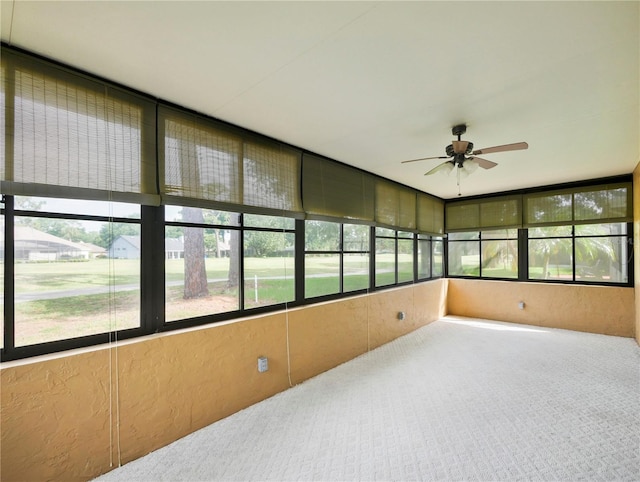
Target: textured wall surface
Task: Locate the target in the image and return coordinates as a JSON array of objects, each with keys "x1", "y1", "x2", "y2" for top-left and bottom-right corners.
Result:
[
  {"x1": 447, "y1": 279, "x2": 634, "y2": 337},
  {"x1": 2, "y1": 273, "x2": 634, "y2": 482},
  {"x1": 287, "y1": 296, "x2": 370, "y2": 384},
  {"x1": 368, "y1": 281, "x2": 447, "y2": 350},
  {"x1": 115, "y1": 313, "x2": 291, "y2": 465},
  {"x1": 1, "y1": 281, "x2": 446, "y2": 482},
  {"x1": 0, "y1": 349, "x2": 115, "y2": 481}
]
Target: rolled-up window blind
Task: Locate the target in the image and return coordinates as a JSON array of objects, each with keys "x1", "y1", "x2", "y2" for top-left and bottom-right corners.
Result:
[
  {"x1": 446, "y1": 202, "x2": 480, "y2": 232},
  {"x1": 446, "y1": 195, "x2": 523, "y2": 232},
  {"x1": 523, "y1": 182, "x2": 631, "y2": 226},
  {"x1": 162, "y1": 109, "x2": 242, "y2": 206},
  {"x1": 243, "y1": 140, "x2": 302, "y2": 215},
  {"x1": 479, "y1": 196, "x2": 522, "y2": 229},
  {"x1": 159, "y1": 106, "x2": 303, "y2": 217},
  {"x1": 375, "y1": 179, "x2": 416, "y2": 230},
  {"x1": 0, "y1": 49, "x2": 158, "y2": 205},
  {"x1": 302, "y1": 153, "x2": 374, "y2": 223},
  {"x1": 573, "y1": 183, "x2": 631, "y2": 223},
  {"x1": 523, "y1": 191, "x2": 572, "y2": 226},
  {"x1": 416, "y1": 193, "x2": 444, "y2": 235}
]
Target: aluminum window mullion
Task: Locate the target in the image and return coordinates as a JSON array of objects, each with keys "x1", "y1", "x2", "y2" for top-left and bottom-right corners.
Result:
[
  {"x1": 295, "y1": 218, "x2": 304, "y2": 303},
  {"x1": 571, "y1": 225, "x2": 576, "y2": 282},
  {"x1": 142, "y1": 205, "x2": 164, "y2": 332},
  {"x1": 339, "y1": 224, "x2": 344, "y2": 293},
  {"x1": 3, "y1": 195, "x2": 15, "y2": 355}
]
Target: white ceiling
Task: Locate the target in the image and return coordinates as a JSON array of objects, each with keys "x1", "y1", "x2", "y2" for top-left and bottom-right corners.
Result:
[{"x1": 1, "y1": 1, "x2": 638, "y2": 199}]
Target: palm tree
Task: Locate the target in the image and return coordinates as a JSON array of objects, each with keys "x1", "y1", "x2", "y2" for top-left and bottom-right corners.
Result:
[{"x1": 529, "y1": 234, "x2": 571, "y2": 279}]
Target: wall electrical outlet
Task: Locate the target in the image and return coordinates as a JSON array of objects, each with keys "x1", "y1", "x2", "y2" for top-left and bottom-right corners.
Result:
[{"x1": 257, "y1": 356, "x2": 269, "y2": 373}]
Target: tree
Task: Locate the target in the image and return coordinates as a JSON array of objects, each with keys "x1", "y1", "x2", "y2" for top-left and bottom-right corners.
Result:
[
  {"x1": 182, "y1": 207, "x2": 209, "y2": 299},
  {"x1": 15, "y1": 197, "x2": 45, "y2": 211},
  {"x1": 481, "y1": 238, "x2": 517, "y2": 274},
  {"x1": 96, "y1": 222, "x2": 139, "y2": 249},
  {"x1": 227, "y1": 230, "x2": 240, "y2": 288},
  {"x1": 305, "y1": 220, "x2": 339, "y2": 251},
  {"x1": 19, "y1": 216, "x2": 96, "y2": 244},
  {"x1": 343, "y1": 224, "x2": 369, "y2": 252}
]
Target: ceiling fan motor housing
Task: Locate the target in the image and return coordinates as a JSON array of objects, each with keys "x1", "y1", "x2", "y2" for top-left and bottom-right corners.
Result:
[{"x1": 446, "y1": 141, "x2": 473, "y2": 157}]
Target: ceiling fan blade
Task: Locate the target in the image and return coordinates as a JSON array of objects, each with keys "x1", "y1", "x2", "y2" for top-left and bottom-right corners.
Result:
[
  {"x1": 401, "y1": 155, "x2": 450, "y2": 164},
  {"x1": 424, "y1": 161, "x2": 454, "y2": 176},
  {"x1": 452, "y1": 140, "x2": 469, "y2": 154},
  {"x1": 469, "y1": 157, "x2": 498, "y2": 169},
  {"x1": 472, "y1": 142, "x2": 528, "y2": 155}
]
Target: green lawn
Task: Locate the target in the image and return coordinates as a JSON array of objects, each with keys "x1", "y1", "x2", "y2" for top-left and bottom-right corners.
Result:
[
  {"x1": 9, "y1": 252, "x2": 446, "y2": 346},
  {"x1": 13, "y1": 258, "x2": 140, "y2": 292}
]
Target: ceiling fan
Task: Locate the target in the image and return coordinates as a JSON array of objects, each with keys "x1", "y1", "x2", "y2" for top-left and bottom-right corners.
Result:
[{"x1": 401, "y1": 124, "x2": 528, "y2": 193}]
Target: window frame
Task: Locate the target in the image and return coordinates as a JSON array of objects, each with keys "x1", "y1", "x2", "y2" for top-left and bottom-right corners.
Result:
[
  {"x1": 374, "y1": 227, "x2": 418, "y2": 288},
  {"x1": 526, "y1": 222, "x2": 631, "y2": 285},
  {"x1": 1, "y1": 195, "x2": 149, "y2": 361},
  {"x1": 302, "y1": 220, "x2": 371, "y2": 301}
]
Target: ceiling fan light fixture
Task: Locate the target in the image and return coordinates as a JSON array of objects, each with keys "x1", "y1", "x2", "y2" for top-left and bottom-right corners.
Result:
[
  {"x1": 424, "y1": 161, "x2": 454, "y2": 176},
  {"x1": 462, "y1": 159, "x2": 479, "y2": 175},
  {"x1": 441, "y1": 162, "x2": 455, "y2": 176}
]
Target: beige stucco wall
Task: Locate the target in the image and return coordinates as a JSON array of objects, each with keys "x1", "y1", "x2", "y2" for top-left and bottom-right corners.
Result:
[
  {"x1": 2, "y1": 252, "x2": 636, "y2": 482},
  {"x1": 447, "y1": 278, "x2": 634, "y2": 337},
  {"x1": 1, "y1": 281, "x2": 446, "y2": 482}
]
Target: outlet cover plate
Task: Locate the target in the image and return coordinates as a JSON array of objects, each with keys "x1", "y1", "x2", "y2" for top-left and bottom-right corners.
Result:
[{"x1": 258, "y1": 356, "x2": 269, "y2": 373}]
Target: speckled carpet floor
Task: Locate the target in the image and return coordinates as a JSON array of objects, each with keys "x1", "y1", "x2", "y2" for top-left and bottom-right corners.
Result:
[{"x1": 95, "y1": 316, "x2": 640, "y2": 481}]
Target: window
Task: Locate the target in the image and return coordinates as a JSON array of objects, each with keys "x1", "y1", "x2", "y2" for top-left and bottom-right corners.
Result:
[
  {"x1": 165, "y1": 206, "x2": 240, "y2": 322},
  {"x1": 432, "y1": 237, "x2": 444, "y2": 278},
  {"x1": 417, "y1": 235, "x2": 431, "y2": 280},
  {"x1": 528, "y1": 223, "x2": 628, "y2": 283},
  {"x1": 342, "y1": 224, "x2": 370, "y2": 292},
  {"x1": 12, "y1": 196, "x2": 141, "y2": 346},
  {"x1": 375, "y1": 228, "x2": 415, "y2": 287},
  {"x1": 165, "y1": 209, "x2": 296, "y2": 320},
  {"x1": 575, "y1": 223, "x2": 628, "y2": 283},
  {"x1": 447, "y1": 232, "x2": 480, "y2": 277},
  {"x1": 397, "y1": 231, "x2": 414, "y2": 283},
  {"x1": 243, "y1": 214, "x2": 295, "y2": 309},
  {"x1": 448, "y1": 229, "x2": 518, "y2": 278},
  {"x1": 305, "y1": 221, "x2": 340, "y2": 298},
  {"x1": 524, "y1": 182, "x2": 632, "y2": 285},
  {"x1": 304, "y1": 221, "x2": 370, "y2": 299},
  {"x1": 481, "y1": 229, "x2": 518, "y2": 279},
  {"x1": 528, "y1": 226, "x2": 572, "y2": 281},
  {"x1": 375, "y1": 228, "x2": 396, "y2": 287},
  {"x1": 418, "y1": 234, "x2": 444, "y2": 280}
]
